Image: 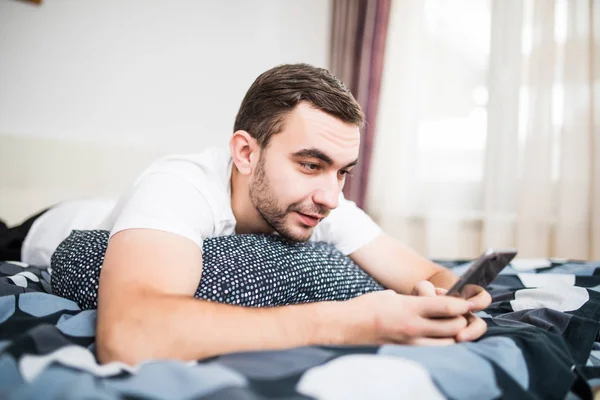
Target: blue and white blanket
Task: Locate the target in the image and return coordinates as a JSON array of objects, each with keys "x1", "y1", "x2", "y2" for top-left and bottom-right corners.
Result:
[{"x1": 1, "y1": 258, "x2": 599, "y2": 399}]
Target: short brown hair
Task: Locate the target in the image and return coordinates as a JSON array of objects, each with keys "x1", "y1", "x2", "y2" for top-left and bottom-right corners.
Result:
[{"x1": 233, "y1": 63, "x2": 364, "y2": 148}]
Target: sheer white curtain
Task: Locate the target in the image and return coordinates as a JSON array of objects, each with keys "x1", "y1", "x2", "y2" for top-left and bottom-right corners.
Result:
[{"x1": 368, "y1": 0, "x2": 599, "y2": 260}]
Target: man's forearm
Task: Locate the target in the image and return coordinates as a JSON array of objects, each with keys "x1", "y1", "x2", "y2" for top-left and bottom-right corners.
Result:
[{"x1": 97, "y1": 292, "x2": 349, "y2": 365}]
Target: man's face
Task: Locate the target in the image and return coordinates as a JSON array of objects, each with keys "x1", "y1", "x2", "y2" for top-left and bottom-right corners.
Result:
[{"x1": 249, "y1": 103, "x2": 360, "y2": 242}]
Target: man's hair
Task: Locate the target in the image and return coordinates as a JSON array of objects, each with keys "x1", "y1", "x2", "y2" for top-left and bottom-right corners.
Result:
[{"x1": 233, "y1": 63, "x2": 364, "y2": 148}]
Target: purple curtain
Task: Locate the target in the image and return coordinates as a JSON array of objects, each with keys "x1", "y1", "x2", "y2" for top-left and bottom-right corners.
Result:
[{"x1": 330, "y1": 0, "x2": 392, "y2": 209}]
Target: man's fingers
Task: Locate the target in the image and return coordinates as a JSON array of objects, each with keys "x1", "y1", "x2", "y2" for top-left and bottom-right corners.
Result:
[
  {"x1": 417, "y1": 315, "x2": 468, "y2": 337},
  {"x1": 466, "y1": 289, "x2": 492, "y2": 312},
  {"x1": 456, "y1": 313, "x2": 488, "y2": 342},
  {"x1": 406, "y1": 337, "x2": 457, "y2": 346},
  {"x1": 417, "y1": 296, "x2": 471, "y2": 317},
  {"x1": 435, "y1": 287, "x2": 448, "y2": 296},
  {"x1": 412, "y1": 280, "x2": 436, "y2": 297}
]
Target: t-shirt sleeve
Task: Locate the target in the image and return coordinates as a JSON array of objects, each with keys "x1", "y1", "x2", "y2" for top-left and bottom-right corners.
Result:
[
  {"x1": 313, "y1": 193, "x2": 382, "y2": 255},
  {"x1": 110, "y1": 172, "x2": 215, "y2": 249}
]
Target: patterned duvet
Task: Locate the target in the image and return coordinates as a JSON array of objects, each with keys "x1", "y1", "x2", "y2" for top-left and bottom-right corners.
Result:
[{"x1": 1, "y1": 258, "x2": 599, "y2": 399}]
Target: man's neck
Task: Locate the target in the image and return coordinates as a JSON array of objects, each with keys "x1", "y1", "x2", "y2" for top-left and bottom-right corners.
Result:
[{"x1": 230, "y1": 167, "x2": 273, "y2": 235}]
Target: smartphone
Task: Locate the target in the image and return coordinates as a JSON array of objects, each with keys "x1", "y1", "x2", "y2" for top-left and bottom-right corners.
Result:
[{"x1": 446, "y1": 249, "x2": 518, "y2": 298}]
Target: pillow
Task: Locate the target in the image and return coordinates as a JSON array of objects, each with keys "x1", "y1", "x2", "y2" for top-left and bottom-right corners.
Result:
[{"x1": 50, "y1": 230, "x2": 384, "y2": 310}]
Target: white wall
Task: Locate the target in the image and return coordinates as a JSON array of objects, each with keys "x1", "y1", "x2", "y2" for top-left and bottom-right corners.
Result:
[{"x1": 0, "y1": 0, "x2": 331, "y2": 224}]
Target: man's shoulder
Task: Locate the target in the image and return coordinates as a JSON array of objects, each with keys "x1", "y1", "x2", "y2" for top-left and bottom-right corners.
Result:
[
  {"x1": 101, "y1": 146, "x2": 234, "y2": 236},
  {"x1": 139, "y1": 146, "x2": 232, "y2": 188}
]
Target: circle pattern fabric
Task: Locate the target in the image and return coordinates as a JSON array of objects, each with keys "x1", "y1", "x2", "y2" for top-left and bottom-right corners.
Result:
[{"x1": 50, "y1": 230, "x2": 384, "y2": 310}]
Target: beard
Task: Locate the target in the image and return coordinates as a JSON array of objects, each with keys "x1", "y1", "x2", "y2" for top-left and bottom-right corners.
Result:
[{"x1": 248, "y1": 154, "x2": 328, "y2": 242}]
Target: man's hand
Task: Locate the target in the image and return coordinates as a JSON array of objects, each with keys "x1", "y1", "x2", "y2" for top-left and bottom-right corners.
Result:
[
  {"x1": 411, "y1": 281, "x2": 491, "y2": 343},
  {"x1": 344, "y1": 290, "x2": 472, "y2": 346}
]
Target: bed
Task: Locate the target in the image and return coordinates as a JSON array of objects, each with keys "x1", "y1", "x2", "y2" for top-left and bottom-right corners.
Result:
[{"x1": 1, "y1": 258, "x2": 599, "y2": 399}]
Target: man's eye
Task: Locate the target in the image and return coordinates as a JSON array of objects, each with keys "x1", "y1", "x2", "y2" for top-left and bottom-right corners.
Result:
[
  {"x1": 339, "y1": 170, "x2": 352, "y2": 177},
  {"x1": 301, "y1": 162, "x2": 320, "y2": 172}
]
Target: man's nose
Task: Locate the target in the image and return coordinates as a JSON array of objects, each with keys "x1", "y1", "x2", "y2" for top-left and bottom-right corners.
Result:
[{"x1": 312, "y1": 176, "x2": 340, "y2": 210}]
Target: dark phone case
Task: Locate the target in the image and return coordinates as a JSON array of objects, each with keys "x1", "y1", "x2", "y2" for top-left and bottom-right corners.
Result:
[{"x1": 447, "y1": 249, "x2": 517, "y2": 297}]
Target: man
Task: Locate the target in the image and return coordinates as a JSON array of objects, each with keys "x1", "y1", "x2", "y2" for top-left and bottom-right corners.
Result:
[{"x1": 23, "y1": 64, "x2": 491, "y2": 365}]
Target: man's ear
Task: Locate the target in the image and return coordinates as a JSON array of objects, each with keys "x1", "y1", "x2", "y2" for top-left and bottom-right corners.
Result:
[{"x1": 230, "y1": 130, "x2": 259, "y2": 176}]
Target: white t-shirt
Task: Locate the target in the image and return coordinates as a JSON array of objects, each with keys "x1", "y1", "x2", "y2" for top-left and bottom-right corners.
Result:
[{"x1": 22, "y1": 147, "x2": 382, "y2": 266}]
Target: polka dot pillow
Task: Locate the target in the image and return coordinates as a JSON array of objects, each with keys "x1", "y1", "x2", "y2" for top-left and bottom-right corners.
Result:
[{"x1": 51, "y1": 230, "x2": 384, "y2": 310}]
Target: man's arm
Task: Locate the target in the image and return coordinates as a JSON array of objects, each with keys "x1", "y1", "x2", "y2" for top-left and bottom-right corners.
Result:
[
  {"x1": 350, "y1": 232, "x2": 491, "y2": 342},
  {"x1": 96, "y1": 229, "x2": 343, "y2": 364},
  {"x1": 97, "y1": 229, "x2": 472, "y2": 365},
  {"x1": 349, "y1": 232, "x2": 458, "y2": 294}
]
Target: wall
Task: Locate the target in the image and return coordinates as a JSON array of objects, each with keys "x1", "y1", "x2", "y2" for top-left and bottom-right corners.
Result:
[{"x1": 0, "y1": 0, "x2": 331, "y2": 224}]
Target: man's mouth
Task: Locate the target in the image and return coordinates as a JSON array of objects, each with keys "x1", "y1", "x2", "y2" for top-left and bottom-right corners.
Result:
[{"x1": 296, "y1": 212, "x2": 323, "y2": 227}]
